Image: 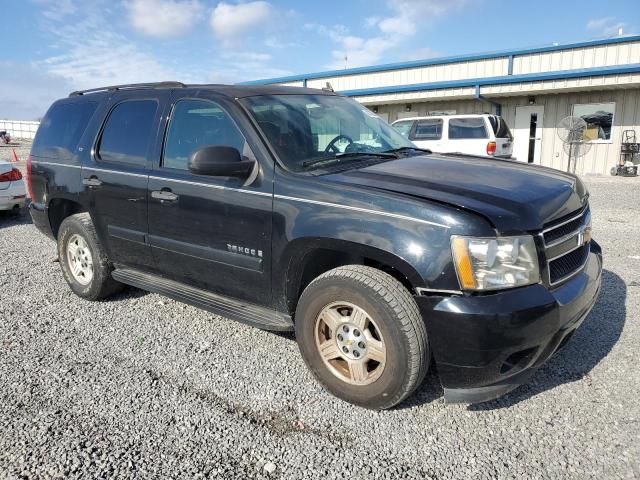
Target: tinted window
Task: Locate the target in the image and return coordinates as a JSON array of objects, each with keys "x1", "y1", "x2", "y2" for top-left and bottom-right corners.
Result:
[
  {"x1": 32, "y1": 101, "x2": 98, "y2": 160},
  {"x1": 392, "y1": 120, "x2": 414, "y2": 138},
  {"x1": 97, "y1": 100, "x2": 157, "y2": 165},
  {"x1": 163, "y1": 99, "x2": 248, "y2": 171},
  {"x1": 414, "y1": 119, "x2": 442, "y2": 140},
  {"x1": 488, "y1": 116, "x2": 513, "y2": 139},
  {"x1": 448, "y1": 117, "x2": 488, "y2": 139}
]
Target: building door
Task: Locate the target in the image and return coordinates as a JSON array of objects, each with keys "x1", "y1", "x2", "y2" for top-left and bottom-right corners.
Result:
[{"x1": 514, "y1": 106, "x2": 544, "y2": 164}]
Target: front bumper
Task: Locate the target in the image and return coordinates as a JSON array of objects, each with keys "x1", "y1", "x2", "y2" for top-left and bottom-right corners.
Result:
[{"x1": 416, "y1": 241, "x2": 603, "y2": 404}]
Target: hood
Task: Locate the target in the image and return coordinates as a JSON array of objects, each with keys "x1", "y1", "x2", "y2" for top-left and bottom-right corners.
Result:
[{"x1": 326, "y1": 154, "x2": 588, "y2": 232}]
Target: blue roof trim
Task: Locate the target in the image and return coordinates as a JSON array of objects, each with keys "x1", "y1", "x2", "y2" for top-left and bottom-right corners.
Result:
[
  {"x1": 337, "y1": 64, "x2": 640, "y2": 97},
  {"x1": 238, "y1": 35, "x2": 640, "y2": 85}
]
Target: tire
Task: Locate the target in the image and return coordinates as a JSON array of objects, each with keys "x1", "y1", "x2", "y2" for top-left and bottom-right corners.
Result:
[
  {"x1": 295, "y1": 265, "x2": 429, "y2": 410},
  {"x1": 57, "y1": 213, "x2": 122, "y2": 300}
]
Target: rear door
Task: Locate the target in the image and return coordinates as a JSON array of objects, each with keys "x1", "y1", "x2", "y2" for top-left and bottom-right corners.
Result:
[
  {"x1": 410, "y1": 118, "x2": 444, "y2": 151},
  {"x1": 83, "y1": 91, "x2": 168, "y2": 269},
  {"x1": 147, "y1": 92, "x2": 274, "y2": 306},
  {"x1": 446, "y1": 117, "x2": 490, "y2": 155}
]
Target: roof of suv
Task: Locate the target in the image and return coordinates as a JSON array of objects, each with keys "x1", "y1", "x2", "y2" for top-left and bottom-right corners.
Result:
[{"x1": 69, "y1": 81, "x2": 337, "y2": 99}]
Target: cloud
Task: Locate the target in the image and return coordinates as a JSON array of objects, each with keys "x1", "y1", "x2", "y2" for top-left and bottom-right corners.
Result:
[
  {"x1": 33, "y1": 0, "x2": 77, "y2": 21},
  {"x1": 212, "y1": 50, "x2": 291, "y2": 83},
  {"x1": 310, "y1": 0, "x2": 472, "y2": 69},
  {"x1": 370, "y1": 0, "x2": 471, "y2": 37},
  {"x1": 0, "y1": 62, "x2": 73, "y2": 120},
  {"x1": 586, "y1": 17, "x2": 626, "y2": 36},
  {"x1": 36, "y1": 8, "x2": 200, "y2": 91},
  {"x1": 210, "y1": 1, "x2": 273, "y2": 45},
  {"x1": 305, "y1": 24, "x2": 396, "y2": 69},
  {"x1": 125, "y1": 0, "x2": 203, "y2": 38},
  {"x1": 399, "y1": 47, "x2": 440, "y2": 61}
]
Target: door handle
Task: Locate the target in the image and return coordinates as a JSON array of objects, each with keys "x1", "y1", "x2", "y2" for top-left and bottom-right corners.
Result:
[
  {"x1": 151, "y1": 188, "x2": 179, "y2": 202},
  {"x1": 82, "y1": 175, "x2": 102, "y2": 187}
]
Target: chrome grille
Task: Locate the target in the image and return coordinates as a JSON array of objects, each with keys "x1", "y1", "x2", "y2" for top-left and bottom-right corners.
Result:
[{"x1": 542, "y1": 207, "x2": 591, "y2": 286}]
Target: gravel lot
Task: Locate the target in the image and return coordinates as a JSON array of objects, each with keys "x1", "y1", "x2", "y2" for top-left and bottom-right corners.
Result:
[{"x1": 0, "y1": 146, "x2": 638, "y2": 478}]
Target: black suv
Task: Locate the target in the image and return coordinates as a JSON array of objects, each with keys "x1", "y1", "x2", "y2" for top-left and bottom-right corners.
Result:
[{"x1": 28, "y1": 82, "x2": 602, "y2": 409}]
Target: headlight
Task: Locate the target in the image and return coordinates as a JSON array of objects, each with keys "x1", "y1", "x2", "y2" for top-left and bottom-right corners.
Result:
[{"x1": 451, "y1": 235, "x2": 540, "y2": 291}]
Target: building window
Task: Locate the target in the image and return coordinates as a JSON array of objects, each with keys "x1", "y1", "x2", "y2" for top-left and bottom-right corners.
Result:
[{"x1": 572, "y1": 102, "x2": 615, "y2": 143}]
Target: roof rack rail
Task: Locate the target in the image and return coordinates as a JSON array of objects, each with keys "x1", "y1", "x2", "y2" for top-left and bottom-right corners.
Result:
[{"x1": 69, "y1": 81, "x2": 186, "y2": 97}]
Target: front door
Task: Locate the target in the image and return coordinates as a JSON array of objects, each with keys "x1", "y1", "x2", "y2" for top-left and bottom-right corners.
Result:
[
  {"x1": 147, "y1": 93, "x2": 273, "y2": 306},
  {"x1": 514, "y1": 105, "x2": 545, "y2": 164},
  {"x1": 84, "y1": 92, "x2": 167, "y2": 269}
]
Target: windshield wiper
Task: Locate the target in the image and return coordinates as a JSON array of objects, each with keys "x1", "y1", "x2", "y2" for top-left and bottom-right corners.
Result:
[
  {"x1": 302, "y1": 151, "x2": 397, "y2": 168},
  {"x1": 384, "y1": 146, "x2": 432, "y2": 155}
]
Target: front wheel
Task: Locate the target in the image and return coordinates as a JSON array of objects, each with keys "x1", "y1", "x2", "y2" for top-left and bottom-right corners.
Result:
[
  {"x1": 57, "y1": 213, "x2": 122, "y2": 300},
  {"x1": 295, "y1": 265, "x2": 429, "y2": 409}
]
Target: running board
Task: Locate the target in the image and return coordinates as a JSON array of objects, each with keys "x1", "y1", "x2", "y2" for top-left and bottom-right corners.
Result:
[{"x1": 112, "y1": 268, "x2": 293, "y2": 332}]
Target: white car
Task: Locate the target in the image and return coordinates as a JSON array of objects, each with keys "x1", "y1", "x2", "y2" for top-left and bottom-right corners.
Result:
[
  {"x1": 392, "y1": 114, "x2": 514, "y2": 158},
  {"x1": 0, "y1": 160, "x2": 27, "y2": 213}
]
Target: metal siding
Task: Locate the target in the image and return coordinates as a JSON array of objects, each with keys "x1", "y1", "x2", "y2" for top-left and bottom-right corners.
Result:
[
  {"x1": 240, "y1": 35, "x2": 640, "y2": 86},
  {"x1": 306, "y1": 58, "x2": 509, "y2": 92},
  {"x1": 513, "y1": 40, "x2": 640, "y2": 75}
]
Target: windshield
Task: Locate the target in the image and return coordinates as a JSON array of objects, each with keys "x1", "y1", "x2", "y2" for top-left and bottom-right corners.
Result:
[{"x1": 241, "y1": 94, "x2": 415, "y2": 172}]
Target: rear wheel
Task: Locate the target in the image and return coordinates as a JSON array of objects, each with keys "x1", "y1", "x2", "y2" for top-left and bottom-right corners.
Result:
[
  {"x1": 57, "y1": 213, "x2": 122, "y2": 300},
  {"x1": 295, "y1": 265, "x2": 429, "y2": 410}
]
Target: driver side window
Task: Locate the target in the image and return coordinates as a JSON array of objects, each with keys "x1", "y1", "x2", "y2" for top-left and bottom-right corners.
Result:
[{"x1": 163, "y1": 99, "x2": 249, "y2": 171}]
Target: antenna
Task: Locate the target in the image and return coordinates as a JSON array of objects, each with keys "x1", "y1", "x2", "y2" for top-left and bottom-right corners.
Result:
[{"x1": 557, "y1": 116, "x2": 592, "y2": 173}]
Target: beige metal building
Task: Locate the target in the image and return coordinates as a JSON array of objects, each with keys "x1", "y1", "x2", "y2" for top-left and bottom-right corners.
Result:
[{"x1": 242, "y1": 36, "x2": 640, "y2": 175}]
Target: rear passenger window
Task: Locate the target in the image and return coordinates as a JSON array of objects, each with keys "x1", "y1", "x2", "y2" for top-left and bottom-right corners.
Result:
[
  {"x1": 97, "y1": 100, "x2": 157, "y2": 165},
  {"x1": 32, "y1": 101, "x2": 98, "y2": 160},
  {"x1": 448, "y1": 118, "x2": 488, "y2": 139},
  {"x1": 163, "y1": 99, "x2": 248, "y2": 171},
  {"x1": 414, "y1": 119, "x2": 442, "y2": 140}
]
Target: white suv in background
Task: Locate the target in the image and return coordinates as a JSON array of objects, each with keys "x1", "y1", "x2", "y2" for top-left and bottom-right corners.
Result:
[{"x1": 392, "y1": 114, "x2": 514, "y2": 158}]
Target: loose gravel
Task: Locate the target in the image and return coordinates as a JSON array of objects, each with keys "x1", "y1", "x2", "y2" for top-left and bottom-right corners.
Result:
[{"x1": 0, "y1": 167, "x2": 639, "y2": 479}]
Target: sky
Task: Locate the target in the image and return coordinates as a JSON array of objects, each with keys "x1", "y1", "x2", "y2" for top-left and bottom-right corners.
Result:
[{"x1": 1, "y1": 0, "x2": 638, "y2": 120}]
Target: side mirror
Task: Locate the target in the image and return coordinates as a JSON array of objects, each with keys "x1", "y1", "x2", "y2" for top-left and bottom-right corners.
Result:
[{"x1": 188, "y1": 145, "x2": 256, "y2": 178}]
